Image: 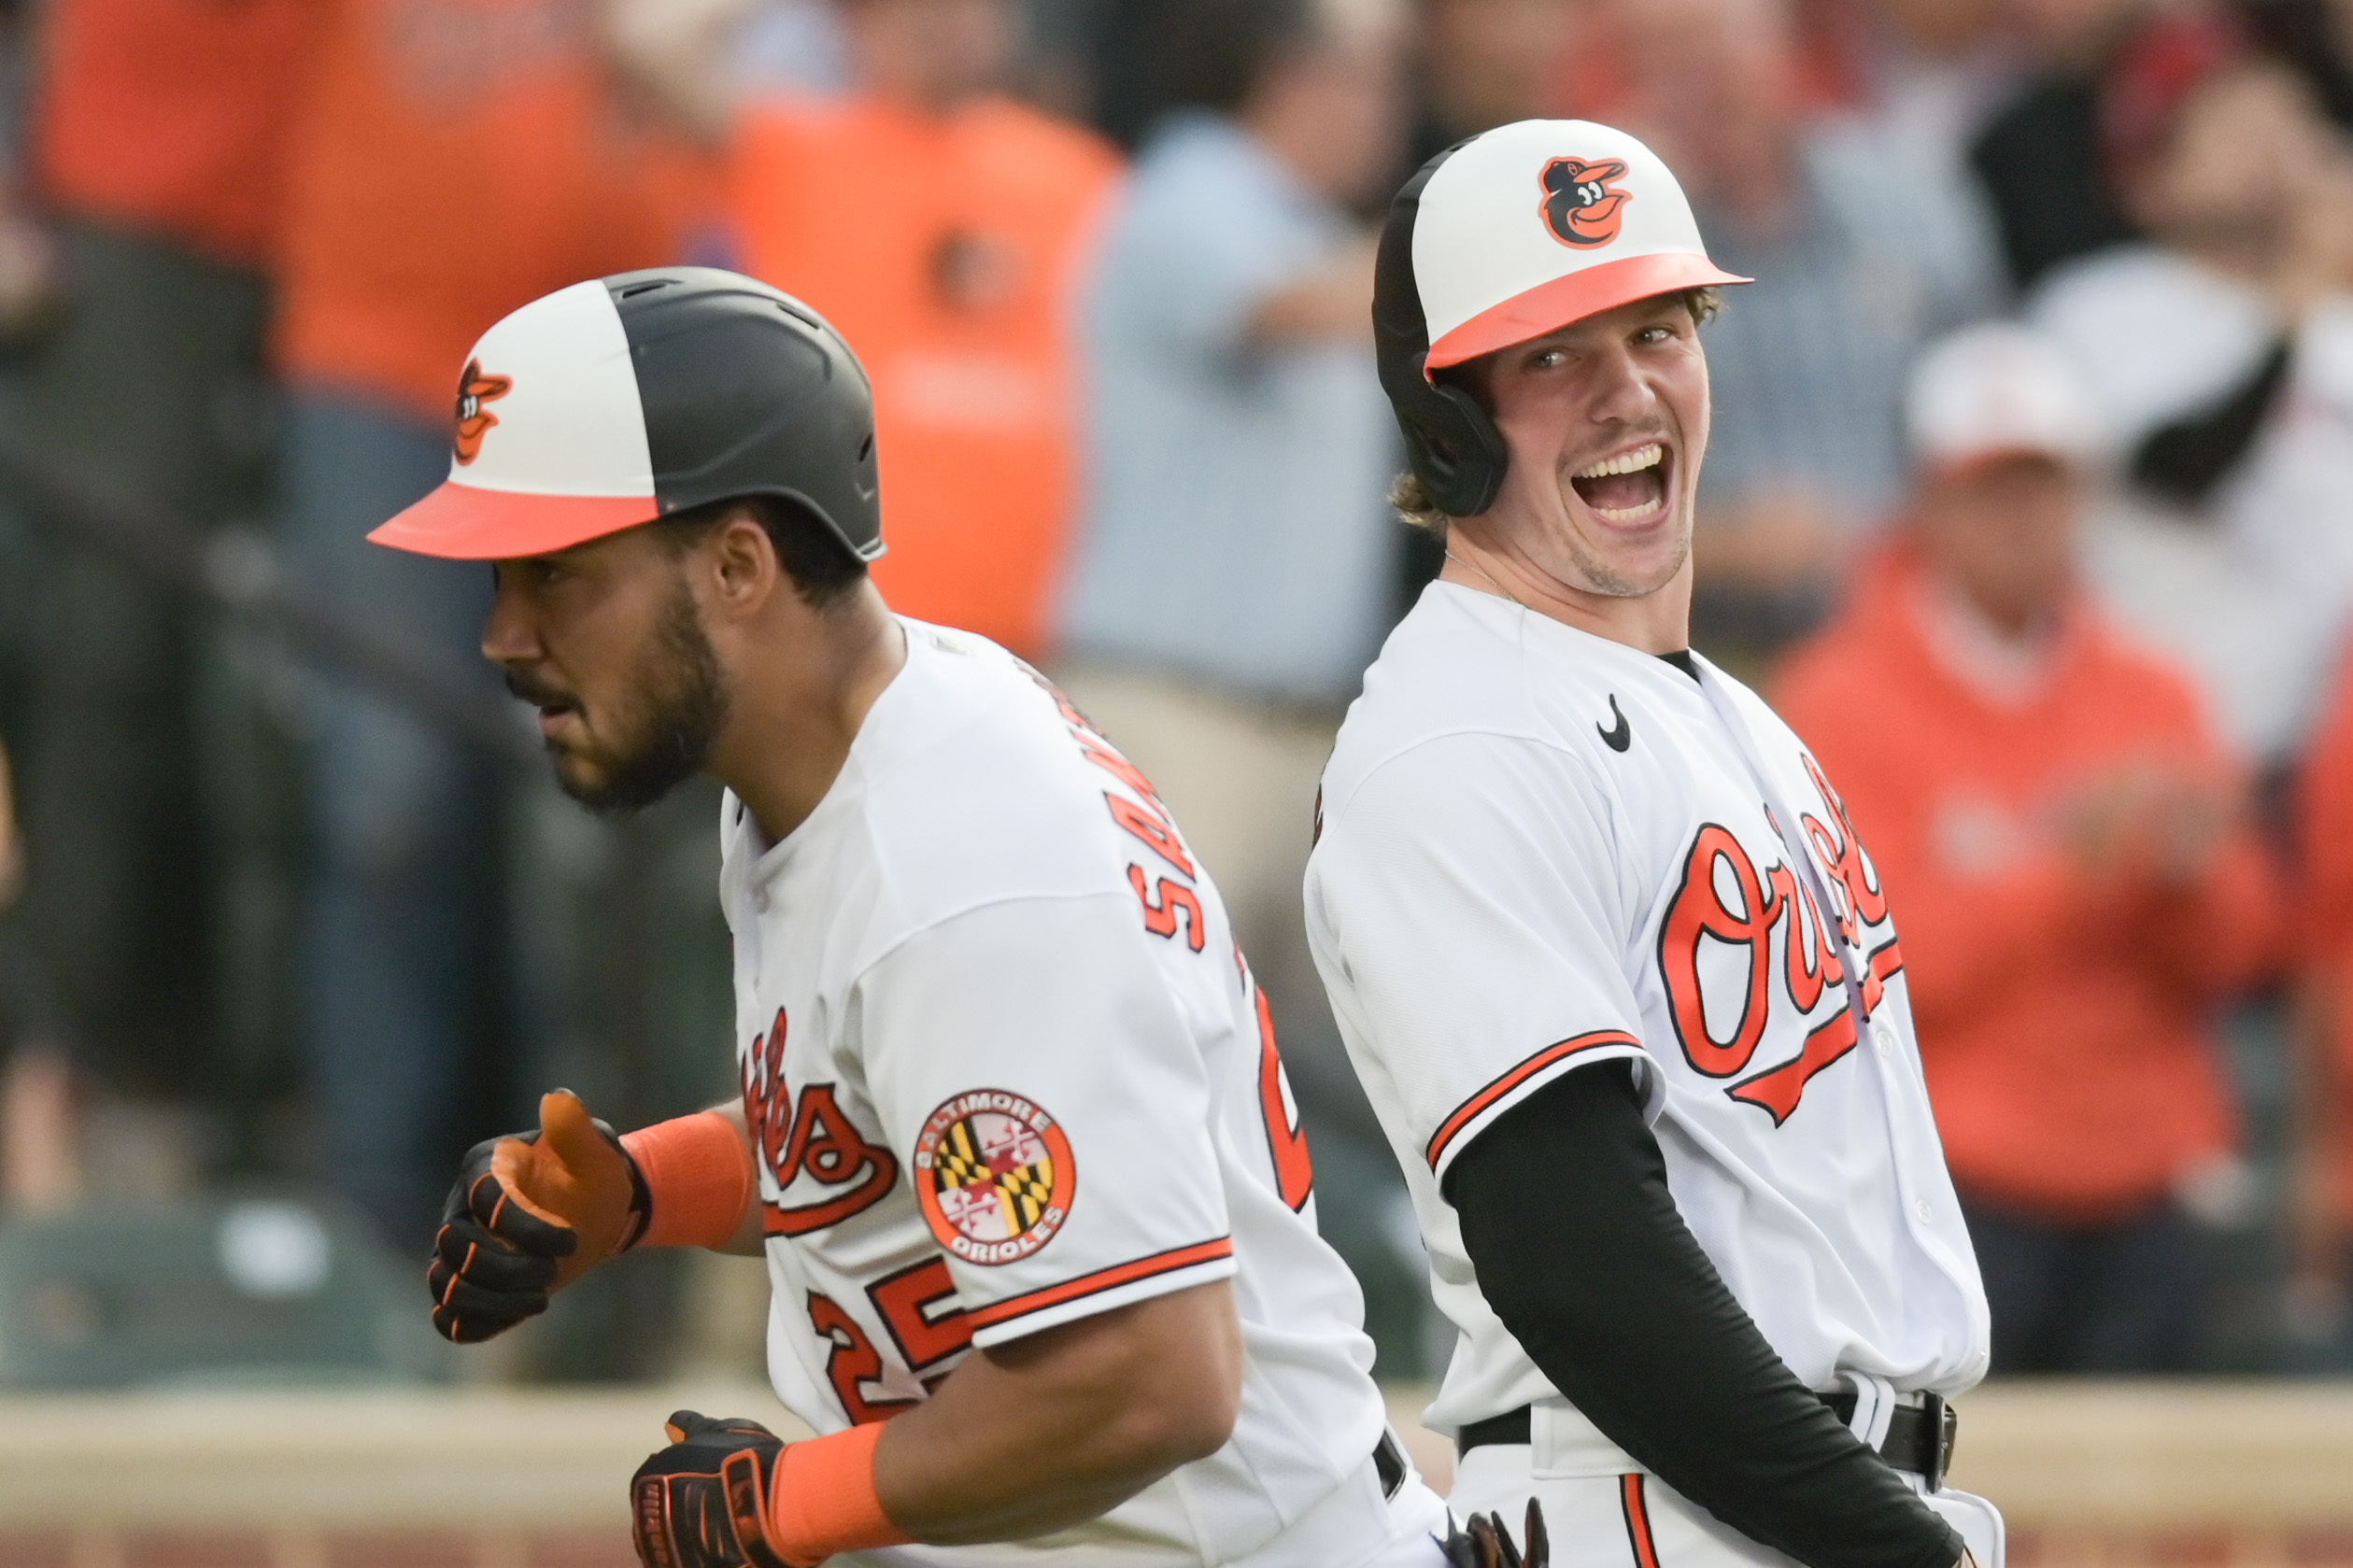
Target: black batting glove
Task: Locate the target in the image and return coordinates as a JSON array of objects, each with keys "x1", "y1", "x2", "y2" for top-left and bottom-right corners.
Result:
[
  {"x1": 427, "y1": 1128, "x2": 571, "y2": 1342},
  {"x1": 631, "y1": 1410, "x2": 796, "y2": 1568},
  {"x1": 426, "y1": 1091, "x2": 653, "y2": 1343},
  {"x1": 1440, "y1": 1500, "x2": 1548, "y2": 1568}
]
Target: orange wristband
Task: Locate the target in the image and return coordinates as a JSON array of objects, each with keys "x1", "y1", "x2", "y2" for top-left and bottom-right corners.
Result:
[
  {"x1": 768, "y1": 1422, "x2": 912, "y2": 1566},
  {"x1": 618, "y1": 1111, "x2": 755, "y2": 1250}
]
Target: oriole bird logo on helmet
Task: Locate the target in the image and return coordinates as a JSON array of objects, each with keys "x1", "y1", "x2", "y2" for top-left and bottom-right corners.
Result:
[
  {"x1": 1539, "y1": 157, "x2": 1632, "y2": 247},
  {"x1": 451, "y1": 358, "x2": 513, "y2": 465}
]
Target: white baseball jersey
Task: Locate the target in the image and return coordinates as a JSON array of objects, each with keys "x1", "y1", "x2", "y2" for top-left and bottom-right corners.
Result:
[
  {"x1": 719, "y1": 619, "x2": 1439, "y2": 1568},
  {"x1": 1305, "y1": 583, "x2": 1990, "y2": 1464}
]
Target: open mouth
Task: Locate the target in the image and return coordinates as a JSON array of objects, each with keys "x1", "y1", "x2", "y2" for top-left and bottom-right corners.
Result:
[
  {"x1": 503, "y1": 670, "x2": 584, "y2": 738},
  {"x1": 1567, "y1": 441, "x2": 1669, "y2": 523}
]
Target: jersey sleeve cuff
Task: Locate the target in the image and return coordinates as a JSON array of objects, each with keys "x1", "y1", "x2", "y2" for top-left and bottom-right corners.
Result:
[
  {"x1": 962, "y1": 1236, "x2": 1238, "y2": 1348},
  {"x1": 1425, "y1": 1030, "x2": 1654, "y2": 1183}
]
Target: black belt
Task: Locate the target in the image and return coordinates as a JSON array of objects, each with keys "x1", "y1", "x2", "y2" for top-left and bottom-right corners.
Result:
[
  {"x1": 1374, "y1": 1429, "x2": 1408, "y2": 1499},
  {"x1": 1454, "y1": 1390, "x2": 1957, "y2": 1492}
]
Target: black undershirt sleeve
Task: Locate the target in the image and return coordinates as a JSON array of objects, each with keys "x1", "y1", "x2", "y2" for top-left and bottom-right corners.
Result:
[
  {"x1": 1444, "y1": 1062, "x2": 1962, "y2": 1568},
  {"x1": 2130, "y1": 340, "x2": 2292, "y2": 506}
]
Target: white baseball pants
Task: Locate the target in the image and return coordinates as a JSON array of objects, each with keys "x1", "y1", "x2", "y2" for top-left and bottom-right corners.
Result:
[{"x1": 1447, "y1": 1444, "x2": 2003, "y2": 1568}]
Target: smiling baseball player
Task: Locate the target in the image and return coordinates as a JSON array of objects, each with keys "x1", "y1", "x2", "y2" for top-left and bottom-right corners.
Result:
[
  {"x1": 372, "y1": 267, "x2": 1524, "y2": 1567},
  {"x1": 1305, "y1": 121, "x2": 2002, "y2": 1568}
]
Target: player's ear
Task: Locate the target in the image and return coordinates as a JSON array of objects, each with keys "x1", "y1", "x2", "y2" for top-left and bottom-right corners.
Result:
[{"x1": 704, "y1": 505, "x2": 785, "y2": 617}]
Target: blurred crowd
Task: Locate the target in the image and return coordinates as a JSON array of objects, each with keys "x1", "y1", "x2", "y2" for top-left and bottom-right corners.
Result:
[{"x1": 4, "y1": 0, "x2": 2353, "y2": 1383}]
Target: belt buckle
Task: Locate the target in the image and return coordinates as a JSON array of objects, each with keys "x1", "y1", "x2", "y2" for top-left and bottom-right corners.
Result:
[{"x1": 1921, "y1": 1391, "x2": 1953, "y2": 1493}]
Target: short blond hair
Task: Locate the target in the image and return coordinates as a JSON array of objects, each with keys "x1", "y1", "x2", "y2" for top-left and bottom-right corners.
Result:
[{"x1": 1389, "y1": 287, "x2": 1722, "y2": 535}]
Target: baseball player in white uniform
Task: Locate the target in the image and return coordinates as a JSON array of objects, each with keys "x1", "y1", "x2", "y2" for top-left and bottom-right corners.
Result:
[
  {"x1": 377, "y1": 269, "x2": 1478, "y2": 1566},
  {"x1": 1307, "y1": 122, "x2": 2003, "y2": 1568}
]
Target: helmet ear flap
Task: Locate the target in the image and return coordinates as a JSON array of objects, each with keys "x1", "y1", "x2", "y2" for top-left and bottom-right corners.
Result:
[
  {"x1": 1375, "y1": 140, "x2": 1511, "y2": 525},
  {"x1": 1396, "y1": 375, "x2": 1509, "y2": 520}
]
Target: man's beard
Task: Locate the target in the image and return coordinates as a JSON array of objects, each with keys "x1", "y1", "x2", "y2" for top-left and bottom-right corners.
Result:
[
  {"x1": 515, "y1": 582, "x2": 730, "y2": 814},
  {"x1": 1559, "y1": 518, "x2": 1692, "y2": 598}
]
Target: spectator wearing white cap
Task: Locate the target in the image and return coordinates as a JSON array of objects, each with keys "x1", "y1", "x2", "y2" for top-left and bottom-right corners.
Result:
[{"x1": 1777, "y1": 322, "x2": 2282, "y2": 1373}]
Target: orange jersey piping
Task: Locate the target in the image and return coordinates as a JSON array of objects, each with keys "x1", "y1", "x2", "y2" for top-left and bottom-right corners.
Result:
[{"x1": 1425, "y1": 1030, "x2": 1642, "y2": 1171}]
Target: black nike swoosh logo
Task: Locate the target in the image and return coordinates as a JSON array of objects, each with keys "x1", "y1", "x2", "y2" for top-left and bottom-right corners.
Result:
[{"x1": 1597, "y1": 695, "x2": 1631, "y2": 752}]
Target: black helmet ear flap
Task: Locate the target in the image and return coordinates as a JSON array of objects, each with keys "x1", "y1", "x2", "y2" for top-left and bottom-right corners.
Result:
[
  {"x1": 1396, "y1": 375, "x2": 1509, "y2": 519},
  {"x1": 1374, "y1": 142, "x2": 1509, "y2": 520}
]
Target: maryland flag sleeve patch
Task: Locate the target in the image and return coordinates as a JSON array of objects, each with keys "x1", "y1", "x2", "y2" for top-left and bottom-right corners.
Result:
[{"x1": 914, "y1": 1090, "x2": 1077, "y2": 1265}]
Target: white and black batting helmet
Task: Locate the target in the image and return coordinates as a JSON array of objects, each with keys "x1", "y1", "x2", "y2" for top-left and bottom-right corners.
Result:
[
  {"x1": 371, "y1": 267, "x2": 883, "y2": 563},
  {"x1": 1373, "y1": 120, "x2": 1748, "y2": 517}
]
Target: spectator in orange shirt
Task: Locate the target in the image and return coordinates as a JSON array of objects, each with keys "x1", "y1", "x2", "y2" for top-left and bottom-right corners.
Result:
[
  {"x1": 273, "y1": 0, "x2": 707, "y2": 1242},
  {"x1": 1778, "y1": 323, "x2": 2280, "y2": 1373},
  {"x1": 729, "y1": 0, "x2": 1123, "y2": 660},
  {"x1": 8, "y1": 0, "x2": 312, "y2": 1137}
]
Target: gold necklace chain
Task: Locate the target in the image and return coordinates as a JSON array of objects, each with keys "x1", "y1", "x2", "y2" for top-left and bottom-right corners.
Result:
[{"x1": 1445, "y1": 546, "x2": 1529, "y2": 613}]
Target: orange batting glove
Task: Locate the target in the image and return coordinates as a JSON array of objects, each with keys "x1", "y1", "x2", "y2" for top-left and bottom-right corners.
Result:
[{"x1": 427, "y1": 1089, "x2": 648, "y2": 1343}]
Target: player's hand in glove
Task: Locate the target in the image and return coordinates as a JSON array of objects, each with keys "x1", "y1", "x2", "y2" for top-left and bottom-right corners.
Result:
[
  {"x1": 631, "y1": 1410, "x2": 797, "y2": 1568},
  {"x1": 427, "y1": 1088, "x2": 649, "y2": 1343},
  {"x1": 1439, "y1": 1501, "x2": 1548, "y2": 1568}
]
